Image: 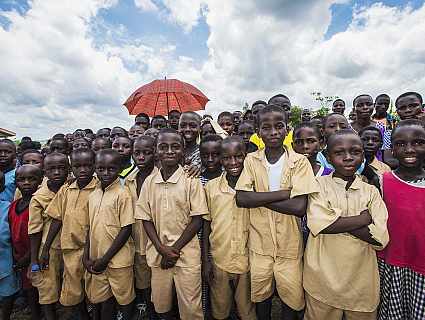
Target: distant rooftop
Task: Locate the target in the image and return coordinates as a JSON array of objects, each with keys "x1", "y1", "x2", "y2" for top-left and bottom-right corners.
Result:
[{"x1": 0, "y1": 127, "x2": 16, "y2": 138}]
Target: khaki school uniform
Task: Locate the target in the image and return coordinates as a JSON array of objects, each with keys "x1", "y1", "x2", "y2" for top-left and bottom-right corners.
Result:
[
  {"x1": 235, "y1": 147, "x2": 318, "y2": 309},
  {"x1": 205, "y1": 173, "x2": 256, "y2": 320},
  {"x1": 84, "y1": 178, "x2": 135, "y2": 305},
  {"x1": 125, "y1": 167, "x2": 158, "y2": 290},
  {"x1": 136, "y1": 166, "x2": 208, "y2": 320},
  {"x1": 45, "y1": 177, "x2": 97, "y2": 306},
  {"x1": 28, "y1": 183, "x2": 62, "y2": 305},
  {"x1": 303, "y1": 174, "x2": 389, "y2": 320},
  {"x1": 370, "y1": 157, "x2": 391, "y2": 175}
]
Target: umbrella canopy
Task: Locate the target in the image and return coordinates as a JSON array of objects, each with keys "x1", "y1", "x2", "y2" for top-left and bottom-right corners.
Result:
[{"x1": 124, "y1": 79, "x2": 209, "y2": 116}]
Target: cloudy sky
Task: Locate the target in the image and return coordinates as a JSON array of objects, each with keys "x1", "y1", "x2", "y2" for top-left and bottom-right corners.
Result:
[{"x1": 1, "y1": 0, "x2": 424, "y2": 139}]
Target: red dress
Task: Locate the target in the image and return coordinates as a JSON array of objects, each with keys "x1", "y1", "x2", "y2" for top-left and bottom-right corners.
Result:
[{"x1": 8, "y1": 199, "x2": 32, "y2": 289}]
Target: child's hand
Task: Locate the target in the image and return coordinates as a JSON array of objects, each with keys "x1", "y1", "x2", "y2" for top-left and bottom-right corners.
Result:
[
  {"x1": 13, "y1": 258, "x2": 28, "y2": 271},
  {"x1": 83, "y1": 257, "x2": 94, "y2": 272},
  {"x1": 159, "y1": 245, "x2": 180, "y2": 261},
  {"x1": 39, "y1": 248, "x2": 50, "y2": 270},
  {"x1": 360, "y1": 209, "x2": 373, "y2": 226},
  {"x1": 160, "y1": 256, "x2": 178, "y2": 269},
  {"x1": 184, "y1": 165, "x2": 201, "y2": 178},
  {"x1": 202, "y1": 260, "x2": 213, "y2": 285},
  {"x1": 91, "y1": 258, "x2": 108, "y2": 274}
]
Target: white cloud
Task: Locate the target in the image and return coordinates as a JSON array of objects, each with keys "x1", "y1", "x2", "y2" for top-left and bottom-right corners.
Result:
[
  {"x1": 134, "y1": 0, "x2": 158, "y2": 12},
  {"x1": 1, "y1": 0, "x2": 425, "y2": 139}
]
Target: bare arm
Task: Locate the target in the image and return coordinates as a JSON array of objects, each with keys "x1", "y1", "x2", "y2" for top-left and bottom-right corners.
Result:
[
  {"x1": 320, "y1": 210, "x2": 372, "y2": 234},
  {"x1": 29, "y1": 232, "x2": 42, "y2": 265},
  {"x1": 265, "y1": 195, "x2": 307, "y2": 217},
  {"x1": 349, "y1": 227, "x2": 382, "y2": 246},
  {"x1": 201, "y1": 220, "x2": 211, "y2": 265},
  {"x1": 39, "y1": 219, "x2": 62, "y2": 269},
  {"x1": 236, "y1": 190, "x2": 290, "y2": 208},
  {"x1": 173, "y1": 216, "x2": 203, "y2": 251}
]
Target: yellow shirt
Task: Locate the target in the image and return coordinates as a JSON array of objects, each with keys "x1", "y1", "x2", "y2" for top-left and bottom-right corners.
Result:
[
  {"x1": 87, "y1": 178, "x2": 135, "y2": 268},
  {"x1": 28, "y1": 182, "x2": 61, "y2": 250},
  {"x1": 45, "y1": 177, "x2": 97, "y2": 250},
  {"x1": 136, "y1": 166, "x2": 209, "y2": 268},
  {"x1": 236, "y1": 147, "x2": 318, "y2": 258},
  {"x1": 249, "y1": 130, "x2": 293, "y2": 150},
  {"x1": 370, "y1": 157, "x2": 391, "y2": 176},
  {"x1": 304, "y1": 174, "x2": 389, "y2": 312},
  {"x1": 205, "y1": 173, "x2": 249, "y2": 274},
  {"x1": 125, "y1": 167, "x2": 159, "y2": 256}
]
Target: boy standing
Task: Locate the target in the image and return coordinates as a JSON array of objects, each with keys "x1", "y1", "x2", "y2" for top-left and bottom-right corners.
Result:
[
  {"x1": 203, "y1": 136, "x2": 256, "y2": 320},
  {"x1": 236, "y1": 105, "x2": 318, "y2": 319},
  {"x1": 136, "y1": 128, "x2": 208, "y2": 320},
  {"x1": 42, "y1": 149, "x2": 97, "y2": 319},
  {"x1": 83, "y1": 149, "x2": 135, "y2": 320},
  {"x1": 29, "y1": 152, "x2": 69, "y2": 320}
]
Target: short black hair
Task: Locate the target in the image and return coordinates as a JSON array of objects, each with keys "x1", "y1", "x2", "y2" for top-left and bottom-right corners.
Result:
[
  {"x1": 252, "y1": 100, "x2": 267, "y2": 107},
  {"x1": 0, "y1": 139, "x2": 16, "y2": 150},
  {"x1": 358, "y1": 126, "x2": 383, "y2": 140},
  {"x1": 395, "y1": 92, "x2": 423, "y2": 107},
  {"x1": 375, "y1": 94, "x2": 390, "y2": 102},
  {"x1": 93, "y1": 137, "x2": 112, "y2": 148},
  {"x1": 268, "y1": 94, "x2": 290, "y2": 104},
  {"x1": 293, "y1": 122, "x2": 322, "y2": 139},
  {"x1": 21, "y1": 149, "x2": 43, "y2": 159},
  {"x1": 152, "y1": 115, "x2": 167, "y2": 122},
  {"x1": 181, "y1": 111, "x2": 201, "y2": 122},
  {"x1": 168, "y1": 110, "x2": 181, "y2": 115},
  {"x1": 73, "y1": 137, "x2": 90, "y2": 145},
  {"x1": 96, "y1": 128, "x2": 111, "y2": 134},
  {"x1": 353, "y1": 94, "x2": 373, "y2": 107},
  {"x1": 134, "y1": 135, "x2": 156, "y2": 146},
  {"x1": 44, "y1": 151, "x2": 69, "y2": 166},
  {"x1": 136, "y1": 113, "x2": 150, "y2": 120},
  {"x1": 16, "y1": 164, "x2": 43, "y2": 179},
  {"x1": 112, "y1": 135, "x2": 133, "y2": 147},
  {"x1": 157, "y1": 128, "x2": 184, "y2": 144},
  {"x1": 218, "y1": 111, "x2": 233, "y2": 121},
  {"x1": 71, "y1": 149, "x2": 95, "y2": 162},
  {"x1": 327, "y1": 129, "x2": 360, "y2": 151},
  {"x1": 52, "y1": 133, "x2": 65, "y2": 139},
  {"x1": 200, "y1": 134, "x2": 223, "y2": 147},
  {"x1": 257, "y1": 104, "x2": 287, "y2": 125},
  {"x1": 84, "y1": 129, "x2": 94, "y2": 134},
  {"x1": 391, "y1": 119, "x2": 425, "y2": 139},
  {"x1": 323, "y1": 113, "x2": 348, "y2": 126},
  {"x1": 95, "y1": 149, "x2": 121, "y2": 164},
  {"x1": 221, "y1": 135, "x2": 246, "y2": 152},
  {"x1": 333, "y1": 99, "x2": 345, "y2": 106}
]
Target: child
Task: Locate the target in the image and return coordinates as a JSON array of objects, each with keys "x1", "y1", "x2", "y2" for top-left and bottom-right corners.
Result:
[
  {"x1": 92, "y1": 137, "x2": 112, "y2": 153},
  {"x1": 136, "y1": 128, "x2": 208, "y2": 320},
  {"x1": 168, "y1": 110, "x2": 181, "y2": 130},
  {"x1": 144, "y1": 128, "x2": 159, "y2": 140},
  {"x1": 359, "y1": 126, "x2": 391, "y2": 175},
  {"x1": 151, "y1": 115, "x2": 168, "y2": 130},
  {"x1": 200, "y1": 134, "x2": 223, "y2": 185},
  {"x1": 49, "y1": 137, "x2": 70, "y2": 155},
  {"x1": 28, "y1": 152, "x2": 69, "y2": 320},
  {"x1": 303, "y1": 129, "x2": 389, "y2": 320},
  {"x1": 42, "y1": 149, "x2": 97, "y2": 319},
  {"x1": 72, "y1": 137, "x2": 91, "y2": 151},
  {"x1": 128, "y1": 136, "x2": 157, "y2": 319},
  {"x1": 112, "y1": 136, "x2": 136, "y2": 183},
  {"x1": 378, "y1": 119, "x2": 425, "y2": 320},
  {"x1": 332, "y1": 99, "x2": 345, "y2": 115},
  {"x1": 233, "y1": 111, "x2": 242, "y2": 132},
  {"x1": 350, "y1": 94, "x2": 376, "y2": 133},
  {"x1": 3, "y1": 165, "x2": 43, "y2": 320},
  {"x1": 135, "y1": 113, "x2": 150, "y2": 131},
  {"x1": 110, "y1": 126, "x2": 128, "y2": 141},
  {"x1": 179, "y1": 111, "x2": 202, "y2": 176},
  {"x1": 237, "y1": 121, "x2": 258, "y2": 153},
  {"x1": 83, "y1": 149, "x2": 135, "y2": 320},
  {"x1": 395, "y1": 91, "x2": 423, "y2": 121},
  {"x1": 218, "y1": 111, "x2": 235, "y2": 136},
  {"x1": 236, "y1": 105, "x2": 318, "y2": 319},
  {"x1": 96, "y1": 128, "x2": 111, "y2": 139},
  {"x1": 129, "y1": 124, "x2": 145, "y2": 141},
  {"x1": 203, "y1": 136, "x2": 256, "y2": 320},
  {"x1": 21, "y1": 149, "x2": 44, "y2": 170},
  {"x1": 310, "y1": 115, "x2": 324, "y2": 134},
  {"x1": 373, "y1": 94, "x2": 393, "y2": 130}
]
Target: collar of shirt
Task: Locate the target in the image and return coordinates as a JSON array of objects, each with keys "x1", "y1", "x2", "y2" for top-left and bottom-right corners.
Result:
[
  {"x1": 68, "y1": 176, "x2": 98, "y2": 190},
  {"x1": 119, "y1": 163, "x2": 135, "y2": 178},
  {"x1": 102, "y1": 177, "x2": 121, "y2": 192},
  {"x1": 153, "y1": 165, "x2": 184, "y2": 184},
  {"x1": 250, "y1": 145, "x2": 297, "y2": 170},
  {"x1": 330, "y1": 173, "x2": 362, "y2": 190},
  {"x1": 217, "y1": 172, "x2": 236, "y2": 195}
]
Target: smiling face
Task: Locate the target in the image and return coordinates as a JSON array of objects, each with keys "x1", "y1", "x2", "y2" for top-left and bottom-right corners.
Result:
[
  {"x1": 332, "y1": 100, "x2": 346, "y2": 115},
  {"x1": 16, "y1": 165, "x2": 42, "y2": 197},
  {"x1": 221, "y1": 140, "x2": 246, "y2": 177},
  {"x1": 396, "y1": 95, "x2": 423, "y2": 120},
  {"x1": 132, "y1": 138, "x2": 155, "y2": 171},
  {"x1": 0, "y1": 142, "x2": 16, "y2": 171},
  {"x1": 44, "y1": 153, "x2": 69, "y2": 186},
  {"x1": 258, "y1": 111, "x2": 287, "y2": 148},
  {"x1": 95, "y1": 152, "x2": 121, "y2": 188},
  {"x1": 156, "y1": 132, "x2": 183, "y2": 169},
  {"x1": 293, "y1": 127, "x2": 322, "y2": 161},
  {"x1": 178, "y1": 113, "x2": 200, "y2": 143},
  {"x1": 71, "y1": 151, "x2": 95, "y2": 185},
  {"x1": 392, "y1": 125, "x2": 425, "y2": 169},
  {"x1": 354, "y1": 95, "x2": 374, "y2": 120},
  {"x1": 151, "y1": 117, "x2": 167, "y2": 130},
  {"x1": 328, "y1": 133, "x2": 364, "y2": 179},
  {"x1": 200, "y1": 141, "x2": 222, "y2": 173}
]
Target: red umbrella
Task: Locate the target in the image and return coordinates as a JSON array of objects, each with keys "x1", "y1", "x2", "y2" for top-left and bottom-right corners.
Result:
[{"x1": 123, "y1": 78, "x2": 209, "y2": 116}]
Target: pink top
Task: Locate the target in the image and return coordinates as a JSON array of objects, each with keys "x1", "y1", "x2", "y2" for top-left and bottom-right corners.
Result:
[{"x1": 378, "y1": 172, "x2": 425, "y2": 275}]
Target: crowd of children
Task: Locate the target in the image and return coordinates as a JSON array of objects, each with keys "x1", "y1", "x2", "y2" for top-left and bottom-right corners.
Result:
[{"x1": 0, "y1": 91, "x2": 424, "y2": 320}]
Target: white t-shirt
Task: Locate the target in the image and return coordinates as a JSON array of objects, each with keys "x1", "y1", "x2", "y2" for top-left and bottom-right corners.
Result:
[{"x1": 265, "y1": 155, "x2": 284, "y2": 191}]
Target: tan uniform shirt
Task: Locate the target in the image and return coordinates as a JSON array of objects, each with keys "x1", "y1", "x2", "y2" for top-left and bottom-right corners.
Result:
[
  {"x1": 125, "y1": 167, "x2": 158, "y2": 256},
  {"x1": 87, "y1": 178, "x2": 135, "y2": 268},
  {"x1": 46, "y1": 177, "x2": 97, "y2": 250},
  {"x1": 370, "y1": 157, "x2": 391, "y2": 175},
  {"x1": 136, "y1": 166, "x2": 209, "y2": 268},
  {"x1": 235, "y1": 147, "x2": 318, "y2": 259},
  {"x1": 205, "y1": 173, "x2": 249, "y2": 274},
  {"x1": 304, "y1": 174, "x2": 389, "y2": 312},
  {"x1": 28, "y1": 182, "x2": 61, "y2": 249}
]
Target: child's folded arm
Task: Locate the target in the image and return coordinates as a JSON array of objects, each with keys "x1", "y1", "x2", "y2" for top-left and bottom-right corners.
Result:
[
  {"x1": 235, "y1": 189, "x2": 290, "y2": 208},
  {"x1": 265, "y1": 194, "x2": 307, "y2": 217},
  {"x1": 348, "y1": 227, "x2": 382, "y2": 246}
]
